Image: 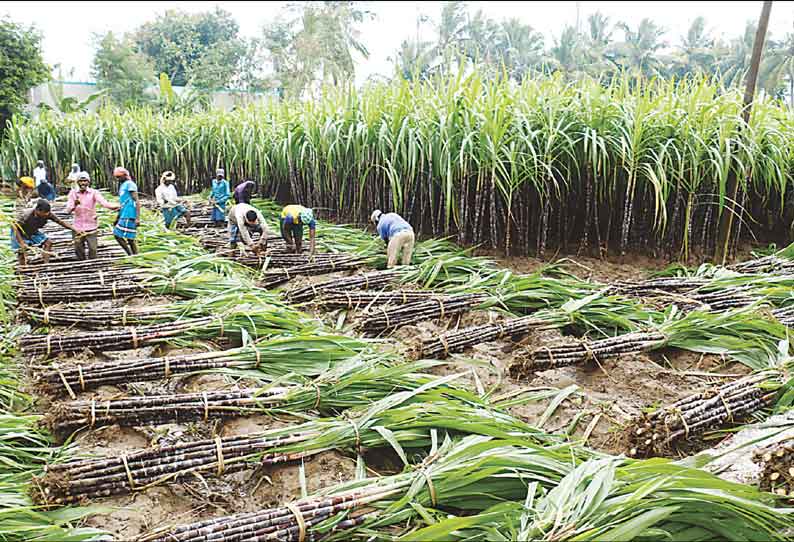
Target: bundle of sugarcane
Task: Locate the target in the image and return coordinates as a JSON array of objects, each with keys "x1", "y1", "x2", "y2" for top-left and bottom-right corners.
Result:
[
  {"x1": 625, "y1": 372, "x2": 778, "y2": 458},
  {"x1": 510, "y1": 331, "x2": 668, "y2": 375},
  {"x1": 33, "y1": 335, "x2": 366, "y2": 396},
  {"x1": 357, "y1": 293, "x2": 492, "y2": 334},
  {"x1": 20, "y1": 315, "x2": 219, "y2": 358},
  {"x1": 42, "y1": 360, "x2": 439, "y2": 437},
  {"x1": 608, "y1": 277, "x2": 710, "y2": 296},
  {"x1": 731, "y1": 255, "x2": 794, "y2": 275},
  {"x1": 417, "y1": 314, "x2": 556, "y2": 359},
  {"x1": 772, "y1": 305, "x2": 794, "y2": 326},
  {"x1": 22, "y1": 302, "x2": 192, "y2": 328},
  {"x1": 32, "y1": 387, "x2": 546, "y2": 504},
  {"x1": 286, "y1": 269, "x2": 404, "y2": 303},
  {"x1": 689, "y1": 287, "x2": 759, "y2": 311},
  {"x1": 318, "y1": 289, "x2": 462, "y2": 310},
  {"x1": 259, "y1": 256, "x2": 369, "y2": 288},
  {"x1": 16, "y1": 242, "x2": 126, "y2": 265},
  {"x1": 754, "y1": 439, "x2": 794, "y2": 499},
  {"x1": 16, "y1": 256, "x2": 125, "y2": 277},
  {"x1": 234, "y1": 251, "x2": 357, "y2": 270}
]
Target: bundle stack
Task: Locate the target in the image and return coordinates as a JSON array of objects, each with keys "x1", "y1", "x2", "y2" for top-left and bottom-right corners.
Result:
[
  {"x1": 236, "y1": 252, "x2": 355, "y2": 270},
  {"x1": 44, "y1": 387, "x2": 285, "y2": 436},
  {"x1": 625, "y1": 372, "x2": 776, "y2": 458},
  {"x1": 509, "y1": 331, "x2": 668, "y2": 376},
  {"x1": 17, "y1": 257, "x2": 124, "y2": 277},
  {"x1": 32, "y1": 432, "x2": 315, "y2": 504},
  {"x1": 20, "y1": 315, "x2": 218, "y2": 358},
  {"x1": 417, "y1": 315, "x2": 552, "y2": 359},
  {"x1": 772, "y1": 305, "x2": 794, "y2": 326},
  {"x1": 15, "y1": 242, "x2": 126, "y2": 266},
  {"x1": 609, "y1": 277, "x2": 709, "y2": 297},
  {"x1": 259, "y1": 256, "x2": 368, "y2": 288},
  {"x1": 17, "y1": 269, "x2": 145, "y2": 305},
  {"x1": 318, "y1": 289, "x2": 458, "y2": 310},
  {"x1": 357, "y1": 294, "x2": 490, "y2": 334},
  {"x1": 23, "y1": 303, "x2": 194, "y2": 329},
  {"x1": 732, "y1": 255, "x2": 794, "y2": 275},
  {"x1": 287, "y1": 269, "x2": 403, "y2": 303},
  {"x1": 753, "y1": 439, "x2": 794, "y2": 499}
]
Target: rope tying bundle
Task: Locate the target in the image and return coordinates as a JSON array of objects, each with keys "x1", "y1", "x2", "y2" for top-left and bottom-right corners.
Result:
[
  {"x1": 214, "y1": 436, "x2": 225, "y2": 476},
  {"x1": 286, "y1": 503, "x2": 307, "y2": 542}
]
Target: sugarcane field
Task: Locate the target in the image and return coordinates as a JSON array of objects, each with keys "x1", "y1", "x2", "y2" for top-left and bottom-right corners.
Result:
[{"x1": 6, "y1": 1, "x2": 794, "y2": 540}]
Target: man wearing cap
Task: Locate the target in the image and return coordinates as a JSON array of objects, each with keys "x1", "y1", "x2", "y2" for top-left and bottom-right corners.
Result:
[
  {"x1": 280, "y1": 204, "x2": 316, "y2": 256},
  {"x1": 229, "y1": 202, "x2": 268, "y2": 254},
  {"x1": 111, "y1": 166, "x2": 141, "y2": 255},
  {"x1": 155, "y1": 171, "x2": 191, "y2": 229},
  {"x1": 65, "y1": 172, "x2": 120, "y2": 260},
  {"x1": 370, "y1": 209, "x2": 415, "y2": 268},
  {"x1": 10, "y1": 199, "x2": 83, "y2": 266},
  {"x1": 210, "y1": 168, "x2": 230, "y2": 226}
]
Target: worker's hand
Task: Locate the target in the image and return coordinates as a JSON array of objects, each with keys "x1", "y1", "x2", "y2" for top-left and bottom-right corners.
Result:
[{"x1": 135, "y1": 218, "x2": 140, "y2": 227}]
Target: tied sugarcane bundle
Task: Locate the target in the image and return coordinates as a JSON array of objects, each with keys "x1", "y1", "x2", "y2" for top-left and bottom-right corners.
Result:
[
  {"x1": 356, "y1": 293, "x2": 491, "y2": 334},
  {"x1": 731, "y1": 255, "x2": 794, "y2": 275},
  {"x1": 31, "y1": 386, "x2": 545, "y2": 505},
  {"x1": 259, "y1": 256, "x2": 369, "y2": 288},
  {"x1": 286, "y1": 269, "x2": 404, "y2": 303},
  {"x1": 318, "y1": 289, "x2": 463, "y2": 310},
  {"x1": 509, "y1": 331, "x2": 668, "y2": 376},
  {"x1": 16, "y1": 256, "x2": 125, "y2": 277},
  {"x1": 16, "y1": 243, "x2": 126, "y2": 266},
  {"x1": 234, "y1": 252, "x2": 358, "y2": 270},
  {"x1": 754, "y1": 439, "x2": 794, "y2": 499},
  {"x1": 626, "y1": 372, "x2": 778, "y2": 458},
  {"x1": 33, "y1": 336, "x2": 366, "y2": 396},
  {"x1": 608, "y1": 277, "x2": 710, "y2": 296},
  {"x1": 42, "y1": 360, "x2": 440, "y2": 438},
  {"x1": 20, "y1": 315, "x2": 220, "y2": 358},
  {"x1": 415, "y1": 315, "x2": 554, "y2": 360},
  {"x1": 772, "y1": 305, "x2": 794, "y2": 326},
  {"x1": 17, "y1": 275, "x2": 146, "y2": 305},
  {"x1": 22, "y1": 302, "x2": 202, "y2": 328}
]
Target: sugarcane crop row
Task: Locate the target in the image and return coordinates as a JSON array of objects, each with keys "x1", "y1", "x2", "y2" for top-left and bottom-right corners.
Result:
[
  {"x1": 356, "y1": 293, "x2": 491, "y2": 334},
  {"x1": 753, "y1": 439, "x2": 794, "y2": 500},
  {"x1": 626, "y1": 372, "x2": 779, "y2": 458},
  {"x1": 286, "y1": 269, "x2": 404, "y2": 303},
  {"x1": 416, "y1": 315, "x2": 553, "y2": 359},
  {"x1": 20, "y1": 315, "x2": 218, "y2": 358},
  {"x1": 509, "y1": 331, "x2": 668, "y2": 376},
  {"x1": 259, "y1": 256, "x2": 369, "y2": 288}
]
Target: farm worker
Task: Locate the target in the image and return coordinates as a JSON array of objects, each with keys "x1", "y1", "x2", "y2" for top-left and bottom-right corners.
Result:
[
  {"x1": 32, "y1": 160, "x2": 47, "y2": 189},
  {"x1": 10, "y1": 199, "x2": 83, "y2": 266},
  {"x1": 155, "y1": 171, "x2": 191, "y2": 229},
  {"x1": 229, "y1": 202, "x2": 268, "y2": 254},
  {"x1": 66, "y1": 163, "x2": 81, "y2": 189},
  {"x1": 36, "y1": 176, "x2": 57, "y2": 202},
  {"x1": 233, "y1": 180, "x2": 257, "y2": 205},
  {"x1": 210, "y1": 168, "x2": 231, "y2": 226},
  {"x1": 280, "y1": 205, "x2": 316, "y2": 256},
  {"x1": 64, "y1": 171, "x2": 120, "y2": 260},
  {"x1": 371, "y1": 209, "x2": 415, "y2": 268},
  {"x1": 111, "y1": 166, "x2": 141, "y2": 256},
  {"x1": 16, "y1": 176, "x2": 35, "y2": 205}
]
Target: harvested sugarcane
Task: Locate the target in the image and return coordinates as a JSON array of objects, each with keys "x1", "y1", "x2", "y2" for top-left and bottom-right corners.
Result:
[
  {"x1": 31, "y1": 388, "x2": 546, "y2": 504},
  {"x1": 259, "y1": 256, "x2": 369, "y2": 288},
  {"x1": 731, "y1": 254, "x2": 794, "y2": 275},
  {"x1": 318, "y1": 289, "x2": 464, "y2": 310},
  {"x1": 626, "y1": 372, "x2": 778, "y2": 458},
  {"x1": 510, "y1": 331, "x2": 668, "y2": 374},
  {"x1": 357, "y1": 293, "x2": 491, "y2": 334},
  {"x1": 416, "y1": 314, "x2": 554, "y2": 359},
  {"x1": 42, "y1": 360, "x2": 439, "y2": 438},
  {"x1": 33, "y1": 335, "x2": 366, "y2": 396},
  {"x1": 754, "y1": 439, "x2": 794, "y2": 499},
  {"x1": 609, "y1": 277, "x2": 710, "y2": 296},
  {"x1": 287, "y1": 269, "x2": 404, "y2": 303},
  {"x1": 16, "y1": 256, "x2": 125, "y2": 276}
]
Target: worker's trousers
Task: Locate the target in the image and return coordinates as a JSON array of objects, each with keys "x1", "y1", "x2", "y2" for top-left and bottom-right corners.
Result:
[
  {"x1": 73, "y1": 231, "x2": 98, "y2": 260},
  {"x1": 387, "y1": 229, "x2": 415, "y2": 268}
]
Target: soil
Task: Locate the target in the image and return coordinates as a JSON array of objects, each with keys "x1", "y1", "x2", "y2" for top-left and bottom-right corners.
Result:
[{"x1": 18, "y1": 213, "x2": 771, "y2": 540}]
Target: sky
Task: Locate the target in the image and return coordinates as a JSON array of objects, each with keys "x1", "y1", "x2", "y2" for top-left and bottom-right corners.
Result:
[{"x1": 3, "y1": 1, "x2": 794, "y2": 87}]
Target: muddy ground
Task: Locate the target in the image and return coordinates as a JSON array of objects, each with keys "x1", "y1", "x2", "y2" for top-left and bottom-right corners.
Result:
[{"x1": 20, "y1": 233, "x2": 758, "y2": 540}]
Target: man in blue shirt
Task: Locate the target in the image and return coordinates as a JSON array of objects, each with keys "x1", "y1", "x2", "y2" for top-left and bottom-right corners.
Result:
[
  {"x1": 111, "y1": 166, "x2": 141, "y2": 255},
  {"x1": 370, "y1": 209, "x2": 415, "y2": 268}
]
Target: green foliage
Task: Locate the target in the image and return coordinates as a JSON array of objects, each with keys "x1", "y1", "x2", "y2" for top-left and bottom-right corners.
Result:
[
  {"x1": 0, "y1": 17, "x2": 50, "y2": 132},
  {"x1": 91, "y1": 32, "x2": 155, "y2": 108}
]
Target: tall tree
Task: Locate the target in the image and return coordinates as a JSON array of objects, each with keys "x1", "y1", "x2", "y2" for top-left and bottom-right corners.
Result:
[
  {"x1": 761, "y1": 25, "x2": 794, "y2": 105},
  {"x1": 132, "y1": 7, "x2": 244, "y2": 87},
  {"x1": 550, "y1": 26, "x2": 584, "y2": 76},
  {"x1": 92, "y1": 33, "x2": 155, "y2": 108},
  {"x1": 610, "y1": 18, "x2": 669, "y2": 77},
  {"x1": 0, "y1": 17, "x2": 49, "y2": 131},
  {"x1": 672, "y1": 17, "x2": 718, "y2": 77}
]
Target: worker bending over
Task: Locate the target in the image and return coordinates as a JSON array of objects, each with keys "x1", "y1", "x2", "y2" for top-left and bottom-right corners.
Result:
[
  {"x1": 229, "y1": 202, "x2": 268, "y2": 255},
  {"x1": 371, "y1": 209, "x2": 415, "y2": 268},
  {"x1": 280, "y1": 204, "x2": 316, "y2": 256}
]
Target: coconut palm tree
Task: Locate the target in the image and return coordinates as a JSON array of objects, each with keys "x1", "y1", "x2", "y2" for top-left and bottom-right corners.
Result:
[{"x1": 609, "y1": 18, "x2": 669, "y2": 78}]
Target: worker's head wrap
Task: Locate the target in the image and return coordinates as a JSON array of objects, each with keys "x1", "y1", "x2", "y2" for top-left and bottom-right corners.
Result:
[
  {"x1": 216, "y1": 168, "x2": 225, "y2": 176},
  {"x1": 70, "y1": 163, "x2": 79, "y2": 173},
  {"x1": 161, "y1": 170, "x2": 176, "y2": 183},
  {"x1": 19, "y1": 176, "x2": 35, "y2": 189},
  {"x1": 113, "y1": 166, "x2": 130, "y2": 178},
  {"x1": 77, "y1": 171, "x2": 91, "y2": 182},
  {"x1": 370, "y1": 209, "x2": 382, "y2": 224},
  {"x1": 299, "y1": 208, "x2": 315, "y2": 225},
  {"x1": 36, "y1": 160, "x2": 44, "y2": 167}
]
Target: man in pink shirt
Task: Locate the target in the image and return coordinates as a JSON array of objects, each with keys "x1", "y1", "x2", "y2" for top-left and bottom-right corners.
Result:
[{"x1": 64, "y1": 172, "x2": 120, "y2": 260}]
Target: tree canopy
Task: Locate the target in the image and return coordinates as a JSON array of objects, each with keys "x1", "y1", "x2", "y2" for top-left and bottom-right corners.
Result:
[{"x1": 0, "y1": 17, "x2": 49, "y2": 130}]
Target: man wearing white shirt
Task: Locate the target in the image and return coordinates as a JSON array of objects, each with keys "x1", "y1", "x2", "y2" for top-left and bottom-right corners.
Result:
[
  {"x1": 32, "y1": 160, "x2": 47, "y2": 188},
  {"x1": 229, "y1": 202, "x2": 268, "y2": 254},
  {"x1": 155, "y1": 171, "x2": 191, "y2": 228}
]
